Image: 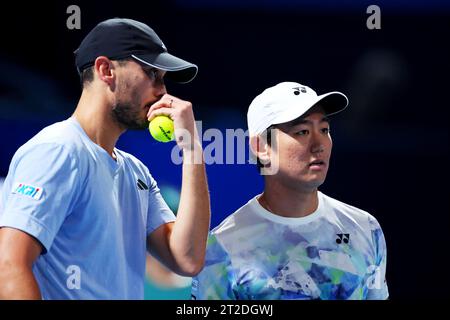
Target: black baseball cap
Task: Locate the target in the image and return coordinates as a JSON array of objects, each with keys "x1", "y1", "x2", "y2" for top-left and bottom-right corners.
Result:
[{"x1": 74, "y1": 18, "x2": 198, "y2": 83}]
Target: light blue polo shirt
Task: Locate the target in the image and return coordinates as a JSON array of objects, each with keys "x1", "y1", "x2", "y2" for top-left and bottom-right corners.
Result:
[{"x1": 0, "y1": 117, "x2": 176, "y2": 299}]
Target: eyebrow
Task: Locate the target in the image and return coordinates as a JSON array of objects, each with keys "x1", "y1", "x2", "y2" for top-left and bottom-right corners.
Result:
[
  {"x1": 141, "y1": 66, "x2": 165, "y2": 81},
  {"x1": 141, "y1": 66, "x2": 158, "y2": 74},
  {"x1": 288, "y1": 116, "x2": 330, "y2": 127}
]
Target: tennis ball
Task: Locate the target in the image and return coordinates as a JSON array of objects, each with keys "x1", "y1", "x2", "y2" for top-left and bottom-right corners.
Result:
[{"x1": 149, "y1": 115, "x2": 174, "y2": 142}]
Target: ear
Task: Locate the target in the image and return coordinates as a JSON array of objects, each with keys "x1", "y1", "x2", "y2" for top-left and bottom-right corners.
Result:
[
  {"x1": 250, "y1": 135, "x2": 271, "y2": 167},
  {"x1": 94, "y1": 56, "x2": 115, "y2": 86}
]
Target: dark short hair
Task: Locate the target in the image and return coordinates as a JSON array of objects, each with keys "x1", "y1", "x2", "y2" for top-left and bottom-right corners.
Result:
[{"x1": 80, "y1": 66, "x2": 94, "y2": 87}]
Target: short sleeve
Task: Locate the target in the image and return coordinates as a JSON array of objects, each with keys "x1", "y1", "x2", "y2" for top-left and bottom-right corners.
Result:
[
  {"x1": 366, "y1": 217, "x2": 389, "y2": 300},
  {"x1": 191, "y1": 234, "x2": 237, "y2": 300},
  {"x1": 0, "y1": 143, "x2": 80, "y2": 253},
  {"x1": 146, "y1": 175, "x2": 176, "y2": 235}
]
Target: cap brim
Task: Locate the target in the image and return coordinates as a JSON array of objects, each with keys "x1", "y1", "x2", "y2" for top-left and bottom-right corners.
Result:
[
  {"x1": 315, "y1": 91, "x2": 349, "y2": 116},
  {"x1": 270, "y1": 91, "x2": 349, "y2": 128},
  {"x1": 131, "y1": 53, "x2": 198, "y2": 84}
]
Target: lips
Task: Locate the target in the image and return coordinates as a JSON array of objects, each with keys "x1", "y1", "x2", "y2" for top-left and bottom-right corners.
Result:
[
  {"x1": 309, "y1": 160, "x2": 325, "y2": 166},
  {"x1": 309, "y1": 160, "x2": 326, "y2": 171}
]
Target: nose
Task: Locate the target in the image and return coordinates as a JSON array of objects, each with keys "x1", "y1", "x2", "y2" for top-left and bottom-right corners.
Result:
[
  {"x1": 311, "y1": 143, "x2": 324, "y2": 154},
  {"x1": 154, "y1": 82, "x2": 167, "y2": 99},
  {"x1": 310, "y1": 131, "x2": 325, "y2": 154}
]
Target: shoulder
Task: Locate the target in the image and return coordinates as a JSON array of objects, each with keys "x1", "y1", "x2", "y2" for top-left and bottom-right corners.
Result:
[
  {"x1": 211, "y1": 197, "x2": 257, "y2": 237},
  {"x1": 208, "y1": 197, "x2": 260, "y2": 254},
  {"x1": 14, "y1": 119, "x2": 84, "y2": 160},
  {"x1": 319, "y1": 191, "x2": 383, "y2": 231},
  {"x1": 7, "y1": 120, "x2": 96, "y2": 189}
]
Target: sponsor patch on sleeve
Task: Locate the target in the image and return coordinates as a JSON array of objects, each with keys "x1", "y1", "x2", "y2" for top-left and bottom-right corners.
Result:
[{"x1": 11, "y1": 182, "x2": 44, "y2": 200}]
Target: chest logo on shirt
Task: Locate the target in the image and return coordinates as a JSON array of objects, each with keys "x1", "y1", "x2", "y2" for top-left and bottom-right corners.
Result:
[
  {"x1": 11, "y1": 182, "x2": 43, "y2": 200},
  {"x1": 137, "y1": 178, "x2": 149, "y2": 190},
  {"x1": 336, "y1": 233, "x2": 350, "y2": 244}
]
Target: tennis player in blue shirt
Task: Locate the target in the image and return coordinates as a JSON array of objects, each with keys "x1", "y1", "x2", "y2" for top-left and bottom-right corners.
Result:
[{"x1": 0, "y1": 18, "x2": 210, "y2": 299}]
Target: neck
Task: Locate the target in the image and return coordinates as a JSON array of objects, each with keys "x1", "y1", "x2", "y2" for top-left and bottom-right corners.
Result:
[
  {"x1": 72, "y1": 89, "x2": 125, "y2": 158},
  {"x1": 259, "y1": 178, "x2": 319, "y2": 218}
]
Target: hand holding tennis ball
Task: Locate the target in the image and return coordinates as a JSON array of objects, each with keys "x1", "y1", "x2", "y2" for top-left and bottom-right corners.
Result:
[
  {"x1": 147, "y1": 94, "x2": 199, "y2": 149},
  {"x1": 149, "y1": 115, "x2": 174, "y2": 142}
]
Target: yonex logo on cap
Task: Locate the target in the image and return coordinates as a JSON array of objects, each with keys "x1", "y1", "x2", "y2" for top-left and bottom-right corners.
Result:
[
  {"x1": 12, "y1": 182, "x2": 43, "y2": 200},
  {"x1": 293, "y1": 86, "x2": 307, "y2": 95},
  {"x1": 247, "y1": 82, "x2": 348, "y2": 137}
]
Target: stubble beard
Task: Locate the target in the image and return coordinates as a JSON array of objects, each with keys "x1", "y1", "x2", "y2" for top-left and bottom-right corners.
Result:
[{"x1": 111, "y1": 79, "x2": 149, "y2": 130}]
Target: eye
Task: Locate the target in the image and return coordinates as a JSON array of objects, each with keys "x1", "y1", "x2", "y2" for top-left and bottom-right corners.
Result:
[
  {"x1": 296, "y1": 130, "x2": 309, "y2": 136},
  {"x1": 143, "y1": 67, "x2": 165, "y2": 85},
  {"x1": 321, "y1": 127, "x2": 330, "y2": 134},
  {"x1": 142, "y1": 67, "x2": 156, "y2": 79},
  {"x1": 145, "y1": 68, "x2": 158, "y2": 79}
]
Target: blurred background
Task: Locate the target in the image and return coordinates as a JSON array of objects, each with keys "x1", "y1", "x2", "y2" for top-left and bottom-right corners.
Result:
[{"x1": 0, "y1": 0, "x2": 449, "y2": 299}]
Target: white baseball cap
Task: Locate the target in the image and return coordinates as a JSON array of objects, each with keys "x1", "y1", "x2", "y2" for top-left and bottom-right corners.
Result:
[{"x1": 247, "y1": 82, "x2": 349, "y2": 136}]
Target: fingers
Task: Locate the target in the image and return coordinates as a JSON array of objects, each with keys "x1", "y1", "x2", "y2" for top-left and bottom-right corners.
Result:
[
  {"x1": 148, "y1": 96, "x2": 170, "y2": 114},
  {"x1": 147, "y1": 93, "x2": 192, "y2": 120},
  {"x1": 147, "y1": 93, "x2": 197, "y2": 150},
  {"x1": 147, "y1": 94, "x2": 179, "y2": 118},
  {"x1": 147, "y1": 107, "x2": 174, "y2": 122},
  {"x1": 149, "y1": 94, "x2": 178, "y2": 110}
]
